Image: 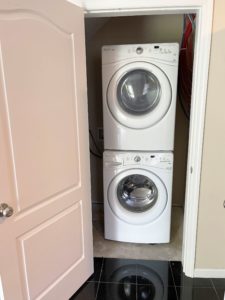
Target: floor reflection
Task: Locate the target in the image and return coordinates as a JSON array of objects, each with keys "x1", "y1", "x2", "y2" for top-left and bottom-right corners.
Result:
[{"x1": 71, "y1": 258, "x2": 222, "y2": 300}]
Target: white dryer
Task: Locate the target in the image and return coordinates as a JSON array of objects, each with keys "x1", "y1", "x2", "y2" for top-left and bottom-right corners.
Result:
[
  {"x1": 102, "y1": 43, "x2": 179, "y2": 151},
  {"x1": 103, "y1": 151, "x2": 173, "y2": 244}
]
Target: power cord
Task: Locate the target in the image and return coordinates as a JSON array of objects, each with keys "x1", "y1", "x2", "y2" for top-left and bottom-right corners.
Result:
[
  {"x1": 89, "y1": 129, "x2": 103, "y2": 159},
  {"x1": 90, "y1": 149, "x2": 102, "y2": 159}
]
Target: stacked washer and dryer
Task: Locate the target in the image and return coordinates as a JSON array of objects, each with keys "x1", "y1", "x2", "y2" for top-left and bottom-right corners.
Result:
[{"x1": 102, "y1": 43, "x2": 179, "y2": 243}]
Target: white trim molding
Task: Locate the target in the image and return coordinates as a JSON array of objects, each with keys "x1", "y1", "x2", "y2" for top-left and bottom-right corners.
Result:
[
  {"x1": 82, "y1": 0, "x2": 209, "y2": 17},
  {"x1": 182, "y1": 0, "x2": 214, "y2": 277},
  {"x1": 67, "y1": 0, "x2": 83, "y2": 7},
  {"x1": 0, "y1": 275, "x2": 4, "y2": 300},
  {"x1": 81, "y1": 0, "x2": 214, "y2": 278},
  {"x1": 195, "y1": 269, "x2": 225, "y2": 278}
]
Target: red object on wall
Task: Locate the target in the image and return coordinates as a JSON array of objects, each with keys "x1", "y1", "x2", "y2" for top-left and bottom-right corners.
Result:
[{"x1": 178, "y1": 14, "x2": 195, "y2": 119}]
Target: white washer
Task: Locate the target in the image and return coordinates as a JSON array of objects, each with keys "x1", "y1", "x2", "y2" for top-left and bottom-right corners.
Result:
[
  {"x1": 103, "y1": 151, "x2": 173, "y2": 244},
  {"x1": 102, "y1": 43, "x2": 179, "y2": 151}
]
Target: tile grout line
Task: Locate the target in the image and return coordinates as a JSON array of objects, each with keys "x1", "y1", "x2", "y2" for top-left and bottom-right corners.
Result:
[
  {"x1": 97, "y1": 281, "x2": 137, "y2": 285},
  {"x1": 136, "y1": 264, "x2": 138, "y2": 300},
  {"x1": 211, "y1": 279, "x2": 221, "y2": 300},
  {"x1": 169, "y1": 261, "x2": 179, "y2": 300},
  {"x1": 95, "y1": 257, "x2": 104, "y2": 300},
  {"x1": 95, "y1": 280, "x2": 137, "y2": 285}
]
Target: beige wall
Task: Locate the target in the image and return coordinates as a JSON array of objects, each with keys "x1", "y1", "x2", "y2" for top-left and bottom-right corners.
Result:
[
  {"x1": 195, "y1": 0, "x2": 225, "y2": 269},
  {"x1": 85, "y1": 15, "x2": 189, "y2": 208}
]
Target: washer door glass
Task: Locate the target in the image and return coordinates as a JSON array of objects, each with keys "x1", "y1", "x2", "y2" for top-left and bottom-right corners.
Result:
[
  {"x1": 117, "y1": 69, "x2": 161, "y2": 115},
  {"x1": 117, "y1": 174, "x2": 158, "y2": 212}
]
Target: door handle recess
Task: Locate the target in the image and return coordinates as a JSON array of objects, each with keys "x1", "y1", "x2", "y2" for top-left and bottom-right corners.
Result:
[{"x1": 0, "y1": 203, "x2": 14, "y2": 218}]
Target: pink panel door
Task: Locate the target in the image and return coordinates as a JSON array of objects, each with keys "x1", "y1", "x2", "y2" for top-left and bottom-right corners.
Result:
[{"x1": 0, "y1": 1, "x2": 93, "y2": 299}]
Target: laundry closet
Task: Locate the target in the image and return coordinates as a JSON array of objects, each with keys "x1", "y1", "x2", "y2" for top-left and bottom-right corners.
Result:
[{"x1": 85, "y1": 14, "x2": 192, "y2": 261}]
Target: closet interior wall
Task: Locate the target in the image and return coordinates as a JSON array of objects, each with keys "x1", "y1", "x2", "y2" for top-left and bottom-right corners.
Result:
[{"x1": 85, "y1": 14, "x2": 189, "y2": 221}]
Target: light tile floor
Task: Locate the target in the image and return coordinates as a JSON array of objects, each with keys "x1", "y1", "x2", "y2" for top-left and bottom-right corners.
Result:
[{"x1": 93, "y1": 207, "x2": 183, "y2": 261}]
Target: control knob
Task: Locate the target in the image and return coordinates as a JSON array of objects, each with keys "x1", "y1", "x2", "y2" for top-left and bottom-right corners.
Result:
[
  {"x1": 136, "y1": 47, "x2": 143, "y2": 54},
  {"x1": 134, "y1": 155, "x2": 141, "y2": 162}
]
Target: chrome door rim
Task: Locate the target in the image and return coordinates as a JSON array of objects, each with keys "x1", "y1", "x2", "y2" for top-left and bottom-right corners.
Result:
[
  {"x1": 108, "y1": 168, "x2": 168, "y2": 225},
  {"x1": 117, "y1": 69, "x2": 162, "y2": 116},
  {"x1": 117, "y1": 174, "x2": 158, "y2": 213}
]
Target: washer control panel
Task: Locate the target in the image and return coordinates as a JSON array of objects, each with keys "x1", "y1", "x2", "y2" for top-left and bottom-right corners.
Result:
[
  {"x1": 104, "y1": 151, "x2": 173, "y2": 169},
  {"x1": 134, "y1": 155, "x2": 141, "y2": 162}
]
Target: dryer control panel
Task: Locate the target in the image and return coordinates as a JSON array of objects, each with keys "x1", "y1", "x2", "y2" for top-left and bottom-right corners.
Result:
[{"x1": 102, "y1": 43, "x2": 179, "y2": 65}]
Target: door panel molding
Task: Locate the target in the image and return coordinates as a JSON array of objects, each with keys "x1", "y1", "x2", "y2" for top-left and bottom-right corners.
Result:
[
  {"x1": 0, "y1": 10, "x2": 71, "y2": 35},
  {"x1": 0, "y1": 14, "x2": 81, "y2": 212},
  {"x1": 18, "y1": 202, "x2": 84, "y2": 300}
]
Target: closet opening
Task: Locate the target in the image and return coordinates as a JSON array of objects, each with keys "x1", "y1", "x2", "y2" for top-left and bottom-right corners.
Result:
[{"x1": 85, "y1": 13, "x2": 195, "y2": 262}]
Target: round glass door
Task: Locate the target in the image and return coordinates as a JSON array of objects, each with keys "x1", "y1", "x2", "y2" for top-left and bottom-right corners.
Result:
[
  {"x1": 107, "y1": 62, "x2": 172, "y2": 129},
  {"x1": 117, "y1": 174, "x2": 158, "y2": 213},
  {"x1": 117, "y1": 69, "x2": 161, "y2": 115}
]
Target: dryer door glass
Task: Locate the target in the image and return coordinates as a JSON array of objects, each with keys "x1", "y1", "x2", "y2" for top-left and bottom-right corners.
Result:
[
  {"x1": 117, "y1": 69, "x2": 161, "y2": 115},
  {"x1": 117, "y1": 174, "x2": 158, "y2": 212}
]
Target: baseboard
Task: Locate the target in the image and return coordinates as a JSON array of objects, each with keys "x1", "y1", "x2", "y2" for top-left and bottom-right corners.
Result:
[{"x1": 194, "y1": 268, "x2": 225, "y2": 278}]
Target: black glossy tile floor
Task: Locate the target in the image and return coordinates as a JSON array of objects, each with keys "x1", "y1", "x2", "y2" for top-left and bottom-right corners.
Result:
[{"x1": 70, "y1": 258, "x2": 225, "y2": 300}]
